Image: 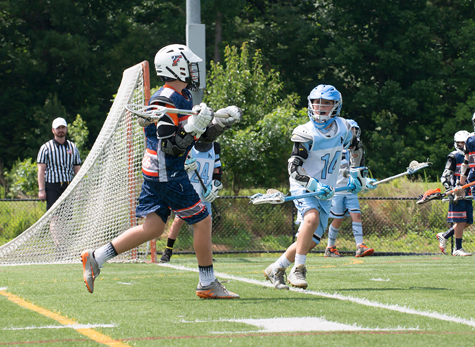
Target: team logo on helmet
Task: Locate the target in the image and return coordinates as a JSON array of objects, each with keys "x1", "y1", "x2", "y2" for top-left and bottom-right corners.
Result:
[{"x1": 172, "y1": 55, "x2": 183, "y2": 66}]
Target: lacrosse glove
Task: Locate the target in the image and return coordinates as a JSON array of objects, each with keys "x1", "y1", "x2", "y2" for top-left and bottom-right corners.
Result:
[
  {"x1": 184, "y1": 103, "x2": 214, "y2": 137},
  {"x1": 307, "y1": 178, "x2": 335, "y2": 201},
  {"x1": 184, "y1": 153, "x2": 198, "y2": 172},
  {"x1": 347, "y1": 167, "x2": 369, "y2": 194},
  {"x1": 203, "y1": 180, "x2": 223, "y2": 203}
]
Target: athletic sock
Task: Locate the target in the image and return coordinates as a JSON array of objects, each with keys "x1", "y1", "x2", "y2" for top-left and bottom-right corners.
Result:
[
  {"x1": 166, "y1": 238, "x2": 176, "y2": 249},
  {"x1": 294, "y1": 253, "x2": 307, "y2": 267},
  {"x1": 198, "y1": 265, "x2": 216, "y2": 286},
  {"x1": 443, "y1": 226, "x2": 454, "y2": 239},
  {"x1": 274, "y1": 253, "x2": 292, "y2": 270},
  {"x1": 94, "y1": 242, "x2": 118, "y2": 267},
  {"x1": 455, "y1": 238, "x2": 462, "y2": 250},
  {"x1": 352, "y1": 222, "x2": 363, "y2": 245},
  {"x1": 327, "y1": 224, "x2": 340, "y2": 248}
]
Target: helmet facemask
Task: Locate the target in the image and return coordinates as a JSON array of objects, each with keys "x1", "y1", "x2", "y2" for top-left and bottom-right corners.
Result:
[
  {"x1": 307, "y1": 85, "x2": 343, "y2": 130},
  {"x1": 308, "y1": 98, "x2": 341, "y2": 129},
  {"x1": 454, "y1": 130, "x2": 470, "y2": 152}
]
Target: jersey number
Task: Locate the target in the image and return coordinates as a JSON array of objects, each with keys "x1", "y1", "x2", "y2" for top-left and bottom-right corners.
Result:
[
  {"x1": 190, "y1": 162, "x2": 210, "y2": 185},
  {"x1": 320, "y1": 151, "x2": 341, "y2": 180}
]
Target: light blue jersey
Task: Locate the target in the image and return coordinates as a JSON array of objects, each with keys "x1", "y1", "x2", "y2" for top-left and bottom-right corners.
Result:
[{"x1": 188, "y1": 144, "x2": 221, "y2": 200}]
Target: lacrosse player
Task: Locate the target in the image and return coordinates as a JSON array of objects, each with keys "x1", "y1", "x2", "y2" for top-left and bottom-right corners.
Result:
[
  {"x1": 325, "y1": 119, "x2": 376, "y2": 258},
  {"x1": 160, "y1": 141, "x2": 223, "y2": 263},
  {"x1": 438, "y1": 130, "x2": 473, "y2": 256},
  {"x1": 264, "y1": 85, "x2": 374, "y2": 290},
  {"x1": 81, "y1": 44, "x2": 243, "y2": 298}
]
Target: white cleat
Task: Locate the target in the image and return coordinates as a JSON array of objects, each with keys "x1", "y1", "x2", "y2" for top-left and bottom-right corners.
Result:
[
  {"x1": 436, "y1": 233, "x2": 447, "y2": 255},
  {"x1": 287, "y1": 264, "x2": 308, "y2": 289},
  {"x1": 81, "y1": 249, "x2": 100, "y2": 293},
  {"x1": 264, "y1": 265, "x2": 289, "y2": 290},
  {"x1": 452, "y1": 248, "x2": 472, "y2": 256}
]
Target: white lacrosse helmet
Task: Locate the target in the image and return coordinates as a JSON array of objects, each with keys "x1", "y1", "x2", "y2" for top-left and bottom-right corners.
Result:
[
  {"x1": 346, "y1": 119, "x2": 361, "y2": 139},
  {"x1": 472, "y1": 112, "x2": 475, "y2": 131},
  {"x1": 154, "y1": 44, "x2": 202, "y2": 91},
  {"x1": 308, "y1": 85, "x2": 342, "y2": 129},
  {"x1": 454, "y1": 130, "x2": 470, "y2": 151}
]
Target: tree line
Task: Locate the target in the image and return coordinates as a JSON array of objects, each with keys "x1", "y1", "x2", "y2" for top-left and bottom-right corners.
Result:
[{"x1": 2, "y1": 0, "x2": 475, "y2": 194}]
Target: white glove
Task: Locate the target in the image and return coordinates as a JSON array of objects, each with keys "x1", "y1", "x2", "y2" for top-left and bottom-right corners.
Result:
[
  {"x1": 361, "y1": 178, "x2": 377, "y2": 193},
  {"x1": 213, "y1": 106, "x2": 243, "y2": 129},
  {"x1": 184, "y1": 103, "x2": 214, "y2": 137},
  {"x1": 184, "y1": 154, "x2": 198, "y2": 172},
  {"x1": 347, "y1": 167, "x2": 368, "y2": 194},
  {"x1": 365, "y1": 178, "x2": 377, "y2": 190},
  {"x1": 306, "y1": 178, "x2": 335, "y2": 200},
  {"x1": 203, "y1": 180, "x2": 223, "y2": 203}
]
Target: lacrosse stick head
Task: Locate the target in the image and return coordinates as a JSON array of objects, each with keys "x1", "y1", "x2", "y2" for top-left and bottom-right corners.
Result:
[
  {"x1": 125, "y1": 104, "x2": 168, "y2": 122},
  {"x1": 249, "y1": 189, "x2": 286, "y2": 205},
  {"x1": 416, "y1": 188, "x2": 442, "y2": 204},
  {"x1": 407, "y1": 160, "x2": 431, "y2": 175}
]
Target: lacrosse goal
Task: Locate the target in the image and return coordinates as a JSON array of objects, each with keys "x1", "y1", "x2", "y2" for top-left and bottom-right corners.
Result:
[{"x1": 0, "y1": 61, "x2": 151, "y2": 265}]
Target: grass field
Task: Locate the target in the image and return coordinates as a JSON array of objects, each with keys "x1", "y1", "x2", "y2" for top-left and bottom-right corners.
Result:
[{"x1": 1, "y1": 254, "x2": 475, "y2": 346}]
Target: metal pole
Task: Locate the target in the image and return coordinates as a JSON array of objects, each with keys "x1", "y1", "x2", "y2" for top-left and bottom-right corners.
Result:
[{"x1": 186, "y1": 0, "x2": 206, "y2": 105}]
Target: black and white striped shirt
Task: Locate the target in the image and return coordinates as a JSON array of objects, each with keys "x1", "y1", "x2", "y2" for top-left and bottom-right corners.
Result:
[{"x1": 37, "y1": 139, "x2": 81, "y2": 183}]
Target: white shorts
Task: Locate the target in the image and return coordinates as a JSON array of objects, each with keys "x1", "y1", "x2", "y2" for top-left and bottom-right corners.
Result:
[
  {"x1": 330, "y1": 193, "x2": 361, "y2": 219},
  {"x1": 292, "y1": 186, "x2": 332, "y2": 244}
]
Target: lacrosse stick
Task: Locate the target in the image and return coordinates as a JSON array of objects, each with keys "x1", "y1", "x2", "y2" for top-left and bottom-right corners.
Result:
[
  {"x1": 370, "y1": 160, "x2": 431, "y2": 186},
  {"x1": 194, "y1": 170, "x2": 221, "y2": 221},
  {"x1": 125, "y1": 104, "x2": 230, "y2": 122},
  {"x1": 416, "y1": 181, "x2": 475, "y2": 205},
  {"x1": 250, "y1": 186, "x2": 355, "y2": 205}
]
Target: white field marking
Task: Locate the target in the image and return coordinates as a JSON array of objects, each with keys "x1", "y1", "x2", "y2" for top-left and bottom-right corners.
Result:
[
  {"x1": 181, "y1": 317, "x2": 419, "y2": 333},
  {"x1": 117, "y1": 282, "x2": 133, "y2": 285},
  {"x1": 157, "y1": 263, "x2": 475, "y2": 328},
  {"x1": 4, "y1": 324, "x2": 117, "y2": 331},
  {"x1": 371, "y1": 278, "x2": 390, "y2": 281}
]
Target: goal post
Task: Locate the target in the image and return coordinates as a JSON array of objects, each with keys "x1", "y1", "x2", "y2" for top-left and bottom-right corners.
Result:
[{"x1": 0, "y1": 61, "x2": 151, "y2": 265}]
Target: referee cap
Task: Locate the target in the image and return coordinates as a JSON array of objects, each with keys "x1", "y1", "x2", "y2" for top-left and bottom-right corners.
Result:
[{"x1": 52, "y1": 117, "x2": 67, "y2": 129}]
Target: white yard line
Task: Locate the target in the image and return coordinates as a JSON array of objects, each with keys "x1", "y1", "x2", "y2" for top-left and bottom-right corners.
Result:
[{"x1": 157, "y1": 263, "x2": 475, "y2": 328}]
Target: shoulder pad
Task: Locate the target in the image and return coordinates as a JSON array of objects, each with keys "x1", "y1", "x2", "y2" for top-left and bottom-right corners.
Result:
[
  {"x1": 447, "y1": 151, "x2": 457, "y2": 160},
  {"x1": 291, "y1": 124, "x2": 313, "y2": 142}
]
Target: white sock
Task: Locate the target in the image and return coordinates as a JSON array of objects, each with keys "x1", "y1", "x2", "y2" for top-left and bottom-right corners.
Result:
[
  {"x1": 294, "y1": 253, "x2": 307, "y2": 267},
  {"x1": 199, "y1": 265, "x2": 216, "y2": 286},
  {"x1": 352, "y1": 222, "x2": 364, "y2": 245},
  {"x1": 274, "y1": 253, "x2": 292, "y2": 270},
  {"x1": 94, "y1": 242, "x2": 117, "y2": 267},
  {"x1": 327, "y1": 224, "x2": 340, "y2": 247}
]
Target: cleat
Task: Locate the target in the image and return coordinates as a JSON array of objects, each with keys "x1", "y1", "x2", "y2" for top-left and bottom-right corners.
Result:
[
  {"x1": 355, "y1": 243, "x2": 374, "y2": 257},
  {"x1": 196, "y1": 279, "x2": 240, "y2": 299},
  {"x1": 81, "y1": 249, "x2": 100, "y2": 294},
  {"x1": 287, "y1": 264, "x2": 308, "y2": 289},
  {"x1": 452, "y1": 248, "x2": 472, "y2": 256},
  {"x1": 436, "y1": 233, "x2": 447, "y2": 255},
  {"x1": 325, "y1": 246, "x2": 343, "y2": 258},
  {"x1": 264, "y1": 265, "x2": 289, "y2": 290},
  {"x1": 160, "y1": 247, "x2": 173, "y2": 263}
]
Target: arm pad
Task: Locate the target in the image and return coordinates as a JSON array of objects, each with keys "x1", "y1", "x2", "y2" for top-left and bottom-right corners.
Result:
[{"x1": 161, "y1": 124, "x2": 194, "y2": 156}]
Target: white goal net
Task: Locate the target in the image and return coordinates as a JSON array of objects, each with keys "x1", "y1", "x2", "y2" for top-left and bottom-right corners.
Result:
[{"x1": 0, "y1": 61, "x2": 151, "y2": 265}]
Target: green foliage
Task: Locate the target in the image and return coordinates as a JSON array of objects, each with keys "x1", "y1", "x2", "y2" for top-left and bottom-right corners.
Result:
[
  {"x1": 3, "y1": 158, "x2": 39, "y2": 199},
  {"x1": 0, "y1": 201, "x2": 46, "y2": 245},
  {"x1": 68, "y1": 114, "x2": 90, "y2": 159},
  {"x1": 204, "y1": 43, "x2": 301, "y2": 190}
]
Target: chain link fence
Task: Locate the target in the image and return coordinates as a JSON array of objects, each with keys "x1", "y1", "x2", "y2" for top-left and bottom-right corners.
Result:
[{"x1": 1, "y1": 197, "x2": 473, "y2": 256}]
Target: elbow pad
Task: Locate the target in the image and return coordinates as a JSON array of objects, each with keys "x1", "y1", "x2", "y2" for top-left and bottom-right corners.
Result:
[
  {"x1": 461, "y1": 159, "x2": 470, "y2": 178},
  {"x1": 199, "y1": 123, "x2": 226, "y2": 143},
  {"x1": 288, "y1": 156, "x2": 311, "y2": 186},
  {"x1": 161, "y1": 125, "x2": 194, "y2": 156},
  {"x1": 440, "y1": 169, "x2": 453, "y2": 190}
]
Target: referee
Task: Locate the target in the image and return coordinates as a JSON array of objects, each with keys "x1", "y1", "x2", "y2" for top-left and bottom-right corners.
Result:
[{"x1": 37, "y1": 117, "x2": 82, "y2": 210}]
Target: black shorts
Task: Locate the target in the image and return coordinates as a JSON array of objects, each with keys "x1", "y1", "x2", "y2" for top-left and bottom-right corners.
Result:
[{"x1": 45, "y1": 182, "x2": 69, "y2": 210}]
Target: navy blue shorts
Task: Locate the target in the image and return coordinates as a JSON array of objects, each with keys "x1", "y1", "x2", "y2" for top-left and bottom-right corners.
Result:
[
  {"x1": 136, "y1": 178, "x2": 209, "y2": 225},
  {"x1": 447, "y1": 200, "x2": 473, "y2": 224}
]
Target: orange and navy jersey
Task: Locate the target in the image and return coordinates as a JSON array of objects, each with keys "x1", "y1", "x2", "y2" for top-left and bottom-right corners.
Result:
[{"x1": 141, "y1": 84, "x2": 194, "y2": 182}]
